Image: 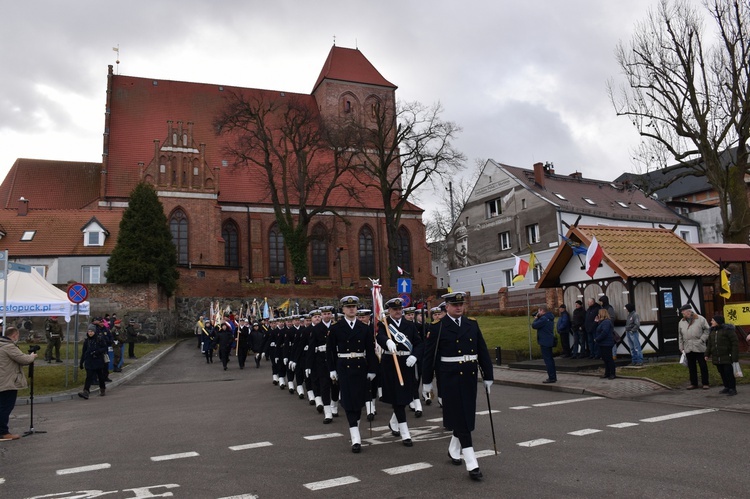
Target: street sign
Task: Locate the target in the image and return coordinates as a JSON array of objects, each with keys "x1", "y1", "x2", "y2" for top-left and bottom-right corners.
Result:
[
  {"x1": 8, "y1": 262, "x2": 31, "y2": 273},
  {"x1": 398, "y1": 293, "x2": 411, "y2": 307},
  {"x1": 67, "y1": 282, "x2": 89, "y2": 304},
  {"x1": 397, "y1": 278, "x2": 412, "y2": 294}
]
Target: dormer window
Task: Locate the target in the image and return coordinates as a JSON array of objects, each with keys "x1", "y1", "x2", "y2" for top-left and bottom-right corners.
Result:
[
  {"x1": 616, "y1": 201, "x2": 629, "y2": 208},
  {"x1": 583, "y1": 197, "x2": 597, "y2": 205},
  {"x1": 82, "y1": 218, "x2": 108, "y2": 247},
  {"x1": 21, "y1": 230, "x2": 35, "y2": 241}
]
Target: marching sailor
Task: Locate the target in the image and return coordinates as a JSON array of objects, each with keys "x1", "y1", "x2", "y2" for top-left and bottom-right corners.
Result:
[{"x1": 308, "y1": 306, "x2": 335, "y2": 422}]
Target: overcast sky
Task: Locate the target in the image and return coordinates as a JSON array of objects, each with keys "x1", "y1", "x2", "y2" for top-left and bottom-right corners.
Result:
[{"x1": 1, "y1": 0, "x2": 686, "y2": 217}]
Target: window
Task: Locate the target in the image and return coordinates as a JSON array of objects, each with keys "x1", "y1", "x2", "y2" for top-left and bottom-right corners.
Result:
[
  {"x1": 553, "y1": 192, "x2": 567, "y2": 200},
  {"x1": 397, "y1": 227, "x2": 411, "y2": 274},
  {"x1": 636, "y1": 203, "x2": 648, "y2": 210},
  {"x1": 531, "y1": 264, "x2": 543, "y2": 283},
  {"x1": 170, "y1": 209, "x2": 189, "y2": 265},
  {"x1": 345, "y1": 100, "x2": 351, "y2": 113},
  {"x1": 486, "y1": 198, "x2": 502, "y2": 218},
  {"x1": 526, "y1": 223, "x2": 540, "y2": 244},
  {"x1": 583, "y1": 197, "x2": 596, "y2": 205},
  {"x1": 359, "y1": 226, "x2": 376, "y2": 276},
  {"x1": 269, "y1": 224, "x2": 286, "y2": 276},
  {"x1": 21, "y1": 231, "x2": 35, "y2": 241},
  {"x1": 311, "y1": 224, "x2": 328, "y2": 277},
  {"x1": 82, "y1": 265, "x2": 101, "y2": 284},
  {"x1": 680, "y1": 230, "x2": 690, "y2": 242},
  {"x1": 521, "y1": 199, "x2": 527, "y2": 209},
  {"x1": 616, "y1": 201, "x2": 629, "y2": 208},
  {"x1": 31, "y1": 265, "x2": 46, "y2": 278},
  {"x1": 222, "y1": 221, "x2": 239, "y2": 267},
  {"x1": 160, "y1": 164, "x2": 166, "y2": 173},
  {"x1": 498, "y1": 231, "x2": 511, "y2": 250},
  {"x1": 503, "y1": 269, "x2": 514, "y2": 288}
]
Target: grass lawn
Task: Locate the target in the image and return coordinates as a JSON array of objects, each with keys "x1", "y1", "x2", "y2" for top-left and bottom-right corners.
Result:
[{"x1": 16, "y1": 340, "x2": 178, "y2": 397}]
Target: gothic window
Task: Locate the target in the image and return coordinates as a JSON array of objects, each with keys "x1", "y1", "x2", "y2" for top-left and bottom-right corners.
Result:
[
  {"x1": 310, "y1": 224, "x2": 328, "y2": 277},
  {"x1": 170, "y1": 209, "x2": 189, "y2": 265},
  {"x1": 397, "y1": 226, "x2": 411, "y2": 274},
  {"x1": 222, "y1": 220, "x2": 239, "y2": 267},
  {"x1": 359, "y1": 226, "x2": 375, "y2": 277},
  {"x1": 269, "y1": 224, "x2": 286, "y2": 276}
]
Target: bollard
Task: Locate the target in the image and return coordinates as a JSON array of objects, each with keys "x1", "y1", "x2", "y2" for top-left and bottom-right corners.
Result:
[{"x1": 495, "y1": 346, "x2": 502, "y2": 366}]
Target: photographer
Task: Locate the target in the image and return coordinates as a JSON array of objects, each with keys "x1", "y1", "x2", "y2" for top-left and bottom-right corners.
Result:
[{"x1": 0, "y1": 327, "x2": 37, "y2": 440}]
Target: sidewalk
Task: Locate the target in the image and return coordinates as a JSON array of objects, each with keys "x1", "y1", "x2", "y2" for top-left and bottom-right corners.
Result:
[{"x1": 492, "y1": 364, "x2": 750, "y2": 414}]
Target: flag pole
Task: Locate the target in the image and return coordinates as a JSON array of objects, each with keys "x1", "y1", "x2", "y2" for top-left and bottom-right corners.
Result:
[{"x1": 527, "y1": 289, "x2": 533, "y2": 360}]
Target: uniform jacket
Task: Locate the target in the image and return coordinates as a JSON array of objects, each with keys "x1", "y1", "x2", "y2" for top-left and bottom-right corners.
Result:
[
  {"x1": 0, "y1": 336, "x2": 34, "y2": 391},
  {"x1": 705, "y1": 324, "x2": 739, "y2": 365},
  {"x1": 249, "y1": 326, "x2": 266, "y2": 353},
  {"x1": 678, "y1": 313, "x2": 710, "y2": 353},
  {"x1": 532, "y1": 312, "x2": 556, "y2": 347},
  {"x1": 45, "y1": 320, "x2": 62, "y2": 341},
  {"x1": 327, "y1": 318, "x2": 376, "y2": 411},
  {"x1": 376, "y1": 316, "x2": 423, "y2": 406}
]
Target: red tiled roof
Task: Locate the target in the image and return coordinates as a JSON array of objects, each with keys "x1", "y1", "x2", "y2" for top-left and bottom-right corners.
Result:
[
  {"x1": 0, "y1": 159, "x2": 101, "y2": 210},
  {"x1": 312, "y1": 46, "x2": 396, "y2": 93},
  {"x1": 0, "y1": 209, "x2": 121, "y2": 257}
]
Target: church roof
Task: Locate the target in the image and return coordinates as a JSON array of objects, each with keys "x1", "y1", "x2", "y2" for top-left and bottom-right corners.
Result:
[{"x1": 312, "y1": 46, "x2": 396, "y2": 93}]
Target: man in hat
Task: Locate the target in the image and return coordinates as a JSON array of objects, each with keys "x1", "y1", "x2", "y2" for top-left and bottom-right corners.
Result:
[
  {"x1": 237, "y1": 318, "x2": 250, "y2": 369},
  {"x1": 44, "y1": 316, "x2": 63, "y2": 363},
  {"x1": 289, "y1": 313, "x2": 313, "y2": 399},
  {"x1": 377, "y1": 297, "x2": 423, "y2": 446},
  {"x1": 125, "y1": 319, "x2": 138, "y2": 359},
  {"x1": 327, "y1": 296, "x2": 377, "y2": 453},
  {"x1": 678, "y1": 304, "x2": 710, "y2": 389},
  {"x1": 200, "y1": 319, "x2": 215, "y2": 364},
  {"x1": 422, "y1": 291, "x2": 493, "y2": 481},
  {"x1": 308, "y1": 306, "x2": 335, "y2": 419}
]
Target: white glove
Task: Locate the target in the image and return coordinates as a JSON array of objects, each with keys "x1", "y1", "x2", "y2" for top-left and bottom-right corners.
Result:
[
  {"x1": 484, "y1": 380, "x2": 493, "y2": 394},
  {"x1": 422, "y1": 383, "x2": 433, "y2": 400},
  {"x1": 406, "y1": 355, "x2": 417, "y2": 367},
  {"x1": 386, "y1": 339, "x2": 397, "y2": 353},
  {"x1": 330, "y1": 370, "x2": 338, "y2": 381},
  {"x1": 305, "y1": 368, "x2": 311, "y2": 377},
  {"x1": 283, "y1": 358, "x2": 288, "y2": 365},
  {"x1": 367, "y1": 372, "x2": 376, "y2": 381},
  {"x1": 289, "y1": 361, "x2": 296, "y2": 371}
]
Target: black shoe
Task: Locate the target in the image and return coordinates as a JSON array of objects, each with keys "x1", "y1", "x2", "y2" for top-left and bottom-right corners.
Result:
[
  {"x1": 299, "y1": 393, "x2": 305, "y2": 399},
  {"x1": 78, "y1": 390, "x2": 89, "y2": 400},
  {"x1": 323, "y1": 418, "x2": 332, "y2": 424},
  {"x1": 608, "y1": 376, "x2": 616, "y2": 380},
  {"x1": 542, "y1": 379, "x2": 556, "y2": 384},
  {"x1": 56, "y1": 359, "x2": 63, "y2": 363},
  {"x1": 402, "y1": 439, "x2": 413, "y2": 447},
  {"x1": 469, "y1": 468, "x2": 483, "y2": 481},
  {"x1": 425, "y1": 398, "x2": 432, "y2": 406},
  {"x1": 390, "y1": 424, "x2": 399, "y2": 437},
  {"x1": 332, "y1": 412, "x2": 339, "y2": 417},
  {"x1": 114, "y1": 368, "x2": 122, "y2": 372},
  {"x1": 240, "y1": 366, "x2": 244, "y2": 370},
  {"x1": 224, "y1": 366, "x2": 227, "y2": 371},
  {"x1": 367, "y1": 413, "x2": 375, "y2": 422},
  {"x1": 46, "y1": 360, "x2": 52, "y2": 364},
  {"x1": 351, "y1": 443, "x2": 361, "y2": 453},
  {"x1": 600, "y1": 375, "x2": 609, "y2": 378},
  {"x1": 309, "y1": 400, "x2": 316, "y2": 406},
  {"x1": 727, "y1": 389, "x2": 737, "y2": 396},
  {"x1": 317, "y1": 405, "x2": 324, "y2": 413},
  {"x1": 104, "y1": 378, "x2": 113, "y2": 383},
  {"x1": 449, "y1": 454, "x2": 462, "y2": 466},
  {"x1": 273, "y1": 380, "x2": 279, "y2": 385},
  {"x1": 720, "y1": 388, "x2": 730, "y2": 394},
  {"x1": 415, "y1": 410, "x2": 422, "y2": 418}
]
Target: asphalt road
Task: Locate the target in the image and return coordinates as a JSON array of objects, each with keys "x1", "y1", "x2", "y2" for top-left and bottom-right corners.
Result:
[{"x1": 1, "y1": 341, "x2": 747, "y2": 498}]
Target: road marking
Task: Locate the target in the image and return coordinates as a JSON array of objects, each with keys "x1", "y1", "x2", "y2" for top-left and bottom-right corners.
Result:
[
  {"x1": 304, "y1": 432, "x2": 343, "y2": 441},
  {"x1": 303, "y1": 476, "x2": 360, "y2": 491},
  {"x1": 371, "y1": 426, "x2": 389, "y2": 432},
  {"x1": 532, "y1": 396, "x2": 601, "y2": 407},
  {"x1": 608, "y1": 422, "x2": 639, "y2": 428},
  {"x1": 150, "y1": 452, "x2": 199, "y2": 462},
  {"x1": 475, "y1": 449, "x2": 498, "y2": 458},
  {"x1": 0, "y1": 478, "x2": 5, "y2": 484},
  {"x1": 568, "y1": 429, "x2": 602, "y2": 436},
  {"x1": 382, "y1": 462, "x2": 432, "y2": 475},
  {"x1": 217, "y1": 495, "x2": 258, "y2": 499},
  {"x1": 229, "y1": 442, "x2": 273, "y2": 451},
  {"x1": 640, "y1": 408, "x2": 718, "y2": 423},
  {"x1": 517, "y1": 438, "x2": 555, "y2": 447},
  {"x1": 509, "y1": 405, "x2": 532, "y2": 410},
  {"x1": 476, "y1": 410, "x2": 501, "y2": 415},
  {"x1": 426, "y1": 417, "x2": 443, "y2": 423},
  {"x1": 56, "y1": 463, "x2": 111, "y2": 475}
]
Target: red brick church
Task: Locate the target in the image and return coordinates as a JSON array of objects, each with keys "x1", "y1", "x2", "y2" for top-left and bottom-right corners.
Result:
[{"x1": 0, "y1": 46, "x2": 434, "y2": 293}]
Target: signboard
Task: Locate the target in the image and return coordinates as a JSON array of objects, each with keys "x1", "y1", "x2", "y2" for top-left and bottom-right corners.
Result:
[
  {"x1": 724, "y1": 302, "x2": 750, "y2": 325},
  {"x1": 398, "y1": 293, "x2": 411, "y2": 307},
  {"x1": 8, "y1": 262, "x2": 31, "y2": 273},
  {"x1": 67, "y1": 282, "x2": 89, "y2": 304},
  {"x1": 397, "y1": 278, "x2": 412, "y2": 294}
]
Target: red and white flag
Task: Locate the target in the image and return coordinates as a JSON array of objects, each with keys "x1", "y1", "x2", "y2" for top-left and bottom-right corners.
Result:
[
  {"x1": 585, "y1": 236, "x2": 604, "y2": 278},
  {"x1": 397, "y1": 266, "x2": 404, "y2": 275},
  {"x1": 512, "y1": 255, "x2": 529, "y2": 284}
]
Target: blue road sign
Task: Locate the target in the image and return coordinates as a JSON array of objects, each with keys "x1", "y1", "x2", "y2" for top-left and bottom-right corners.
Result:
[
  {"x1": 67, "y1": 283, "x2": 89, "y2": 304},
  {"x1": 398, "y1": 293, "x2": 411, "y2": 307},
  {"x1": 397, "y1": 278, "x2": 412, "y2": 294},
  {"x1": 8, "y1": 262, "x2": 31, "y2": 273}
]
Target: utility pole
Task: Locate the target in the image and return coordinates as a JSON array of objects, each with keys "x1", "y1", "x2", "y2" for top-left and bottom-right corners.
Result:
[{"x1": 447, "y1": 181, "x2": 455, "y2": 224}]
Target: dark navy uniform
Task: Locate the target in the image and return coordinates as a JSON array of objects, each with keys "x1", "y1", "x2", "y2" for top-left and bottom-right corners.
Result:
[{"x1": 308, "y1": 310, "x2": 334, "y2": 419}]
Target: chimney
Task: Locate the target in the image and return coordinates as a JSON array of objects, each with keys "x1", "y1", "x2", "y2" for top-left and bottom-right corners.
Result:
[
  {"x1": 533, "y1": 162, "x2": 545, "y2": 188},
  {"x1": 18, "y1": 197, "x2": 28, "y2": 216},
  {"x1": 569, "y1": 171, "x2": 583, "y2": 180}
]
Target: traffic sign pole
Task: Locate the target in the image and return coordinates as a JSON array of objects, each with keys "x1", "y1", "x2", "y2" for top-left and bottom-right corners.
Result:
[{"x1": 67, "y1": 283, "x2": 89, "y2": 384}]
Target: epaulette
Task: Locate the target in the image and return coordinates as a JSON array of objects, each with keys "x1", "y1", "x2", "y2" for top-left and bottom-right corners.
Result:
[
  {"x1": 466, "y1": 316, "x2": 477, "y2": 322},
  {"x1": 431, "y1": 319, "x2": 440, "y2": 325}
]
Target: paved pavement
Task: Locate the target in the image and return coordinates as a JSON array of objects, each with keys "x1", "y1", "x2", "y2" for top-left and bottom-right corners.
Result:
[{"x1": 19, "y1": 340, "x2": 750, "y2": 414}]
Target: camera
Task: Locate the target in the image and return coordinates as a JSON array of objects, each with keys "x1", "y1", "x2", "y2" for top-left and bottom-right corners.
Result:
[{"x1": 28, "y1": 345, "x2": 41, "y2": 354}]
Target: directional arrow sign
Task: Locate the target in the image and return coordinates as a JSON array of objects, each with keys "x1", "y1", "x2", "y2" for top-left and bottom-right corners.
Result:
[{"x1": 397, "y1": 278, "x2": 412, "y2": 294}]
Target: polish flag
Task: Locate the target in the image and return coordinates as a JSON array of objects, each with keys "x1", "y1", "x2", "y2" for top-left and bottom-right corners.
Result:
[
  {"x1": 512, "y1": 256, "x2": 529, "y2": 283},
  {"x1": 585, "y1": 236, "x2": 604, "y2": 278},
  {"x1": 397, "y1": 266, "x2": 404, "y2": 275}
]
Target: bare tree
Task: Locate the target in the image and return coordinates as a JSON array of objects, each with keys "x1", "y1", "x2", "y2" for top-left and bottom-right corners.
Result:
[
  {"x1": 351, "y1": 99, "x2": 466, "y2": 284},
  {"x1": 424, "y1": 159, "x2": 481, "y2": 243},
  {"x1": 214, "y1": 92, "x2": 356, "y2": 278},
  {"x1": 610, "y1": 0, "x2": 750, "y2": 243}
]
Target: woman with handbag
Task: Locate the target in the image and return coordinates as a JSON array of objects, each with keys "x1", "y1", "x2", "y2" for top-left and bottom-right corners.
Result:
[{"x1": 705, "y1": 315, "x2": 739, "y2": 396}]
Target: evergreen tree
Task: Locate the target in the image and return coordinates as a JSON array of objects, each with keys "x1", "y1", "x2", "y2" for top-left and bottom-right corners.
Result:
[{"x1": 105, "y1": 182, "x2": 179, "y2": 296}]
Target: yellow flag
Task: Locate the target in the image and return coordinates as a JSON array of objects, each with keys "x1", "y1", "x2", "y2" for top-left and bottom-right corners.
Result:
[
  {"x1": 720, "y1": 269, "x2": 731, "y2": 299},
  {"x1": 528, "y1": 250, "x2": 537, "y2": 270},
  {"x1": 447, "y1": 286, "x2": 453, "y2": 293}
]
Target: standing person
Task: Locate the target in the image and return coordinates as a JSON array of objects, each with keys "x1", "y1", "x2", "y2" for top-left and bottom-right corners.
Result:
[
  {"x1": 125, "y1": 319, "x2": 138, "y2": 359},
  {"x1": 217, "y1": 322, "x2": 234, "y2": 371},
  {"x1": 195, "y1": 315, "x2": 205, "y2": 349},
  {"x1": 599, "y1": 296, "x2": 618, "y2": 359},
  {"x1": 705, "y1": 315, "x2": 739, "y2": 396},
  {"x1": 557, "y1": 304, "x2": 572, "y2": 358},
  {"x1": 308, "y1": 306, "x2": 335, "y2": 421},
  {"x1": 624, "y1": 304, "x2": 643, "y2": 366},
  {"x1": 78, "y1": 324, "x2": 108, "y2": 399},
  {"x1": 678, "y1": 304, "x2": 710, "y2": 390},
  {"x1": 200, "y1": 319, "x2": 216, "y2": 364},
  {"x1": 584, "y1": 298, "x2": 601, "y2": 359},
  {"x1": 532, "y1": 305, "x2": 557, "y2": 383},
  {"x1": 236, "y1": 318, "x2": 250, "y2": 369},
  {"x1": 594, "y1": 309, "x2": 616, "y2": 379},
  {"x1": 327, "y1": 296, "x2": 377, "y2": 453},
  {"x1": 0, "y1": 327, "x2": 37, "y2": 440},
  {"x1": 44, "y1": 316, "x2": 63, "y2": 363},
  {"x1": 111, "y1": 320, "x2": 124, "y2": 372},
  {"x1": 249, "y1": 322, "x2": 266, "y2": 369},
  {"x1": 571, "y1": 300, "x2": 586, "y2": 359},
  {"x1": 377, "y1": 297, "x2": 423, "y2": 447},
  {"x1": 422, "y1": 292, "x2": 493, "y2": 482}
]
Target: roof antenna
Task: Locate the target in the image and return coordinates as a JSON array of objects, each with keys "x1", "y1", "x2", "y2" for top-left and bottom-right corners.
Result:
[
  {"x1": 333, "y1": 35, "x2": 336, "y2": 46},
  {"x1": 112, "y1": 44, "x2": 120, "y2": 74},
  {"x1": 356, "y1": 38, "x2": 358, "y2": 49}
]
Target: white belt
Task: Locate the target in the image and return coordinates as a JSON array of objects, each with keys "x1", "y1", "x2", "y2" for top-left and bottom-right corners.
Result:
[
  {"x1": 440, "y1": 354, "x2": 478, "y2": 363},
  {"x1": 304, "y1": 345, "x2": 309, "y2": 351},
  {"x1": 315, "y1": 345, "x2": 327, "y2": 353},
  {"x1": 387, "y1": 351, "x2": 411, "y2": 356},
  {"x1": 337, "y1": 352, "x2": 366, "y2": 359},
  {"x1": 270, "y1": 342, "x2": 276, "y2": 347}
]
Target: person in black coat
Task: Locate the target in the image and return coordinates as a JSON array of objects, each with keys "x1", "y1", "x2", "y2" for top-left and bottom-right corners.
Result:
[
  {"x1": 571, "y1": 300, "x2": 586, "y2": 358},
  {"x1": 216, "y1": 322, "x2": 234, "y2": 371},
  {"x1": 422, "y1": 292, "x2": 493, "y2": 482},
  {"x1": 377, "y1": 297, "x2": 423, "y2": 447},
  {"x1": 236, "y1": 318, "x2": 250, "y2": 369},
  {"x1": 200, "y1": 320, "x2": 216, "y2": 364},
  {"x1": 584, "y1": 298, "x2": 601, "y2": 359},
  {"x1": 249, "y1": 322, "x2": 266, "y2": 369},
  {"x1": 532, "y1": 305, "x2": 557, "y2": 383},
  {"x1": 327, "y1": 296, "x2": 377, "y2": 453},
  {"x1": 78, "y1": 325, "x2": 109, "y2": 399},
  {"x1": 308, "y1": 306, "x2": 335, "y2": 419}
]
